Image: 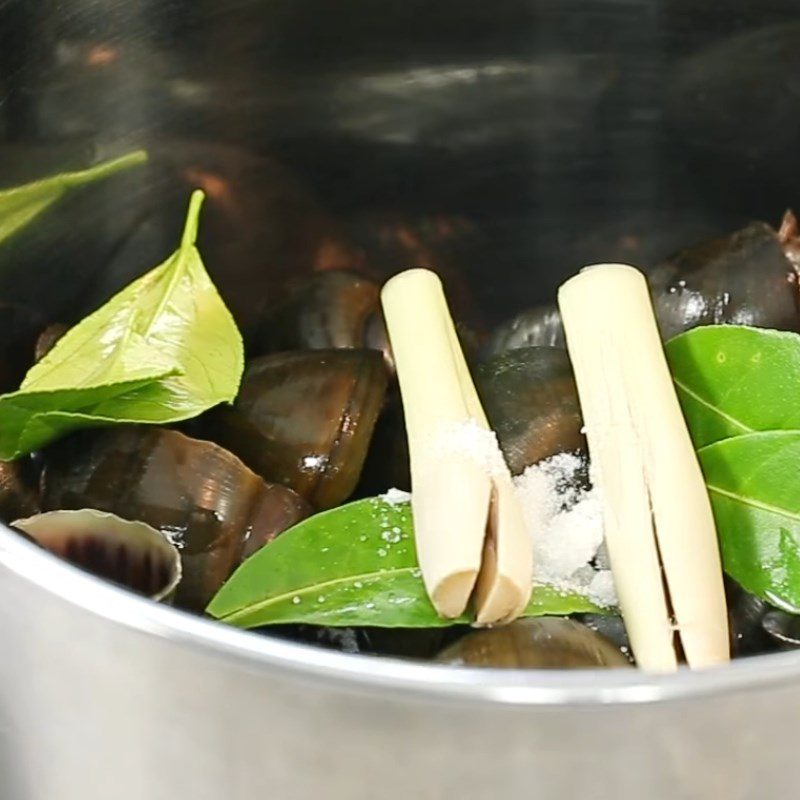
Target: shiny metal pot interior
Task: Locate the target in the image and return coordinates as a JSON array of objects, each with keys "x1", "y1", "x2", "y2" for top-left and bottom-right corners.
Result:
[{"x1": 2, "y1": 1, "x2": 800, "y2": 797}]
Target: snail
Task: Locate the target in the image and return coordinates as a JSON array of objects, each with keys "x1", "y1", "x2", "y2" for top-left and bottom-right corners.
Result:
[
  {"x1": 41, "y1": 426, "x2": 310, "y2": 610},
  {"x1": 435, "y1": 617, "x2": 631, "y2": 669},
  {"x1": 485, "y1": 212, "x2": 800, "y2": 356},
  {"x1": 201, "y1": 349, "x2": 389, "y2": 509}
]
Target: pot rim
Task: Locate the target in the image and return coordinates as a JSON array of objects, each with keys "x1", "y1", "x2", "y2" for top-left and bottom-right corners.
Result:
[{"x1": 4, "y1": 522, "x2": 799, "y2": 707}]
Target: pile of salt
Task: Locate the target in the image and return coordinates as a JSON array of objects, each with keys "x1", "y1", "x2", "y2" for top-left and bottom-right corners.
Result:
[
  {"x1": 514, "y1": 452, "x2": 616, "y2": 608},
  {"x1": 430, "y1": 419, "x2": 509, "y2": 478},
  {"x1": 383, "y1": 449, "x2": 616, "y2": 610}
]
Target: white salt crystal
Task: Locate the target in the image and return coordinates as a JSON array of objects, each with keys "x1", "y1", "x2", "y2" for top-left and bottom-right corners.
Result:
[
  {"x1": 513, "y1": 452, "x2": 616, "y2": 608},
  {"x1": 594, "y1": 540, "x2": 611, "y2": 570},
  {"x1": 587, "y1": 570, "x2": 617, "y2": 608},
  {"x1": 381, "y1": 487, "x2": 412, "y2": 505},
  {"x1": 538, "y1": 494, "x2": 604, "y2": 579},
  {"x1": 431, "y1": 419, "x2": 509, "y2": 477}
]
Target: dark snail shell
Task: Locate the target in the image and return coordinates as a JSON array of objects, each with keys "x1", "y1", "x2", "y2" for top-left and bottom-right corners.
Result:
[
  {"x1": 360, "y1": 344, "x2": 581, "y2": 495},
  {"x1": 13, "y1": 509, "x2": 181, "y2": 602},
  {"x1": 647, "y1": 221, "x2": 800, "y2": 340},
  {"x1": 484, "y1": 216, "x2": 800, "y2": 357},
  {"x1": 725, "y1": 581, "x2": 774, "y2": 657},
  {"x1": 253, "y1": 270, "x2": 391, "y2": 367},
  {"x1": 355, "y1": 390, "x2": 411, "y2": 497},
  {"x1": 40, "y1": 426, "x2": 309, "y2": 610},
  {"x1": 483, "y1": 305, "x2": 565, "y2": 356},
  {"x1": 0, "y1": 303, "x2": 47, "y2": 393},
  {"x1": 273, "y1": 625, "x2": 461, "y2": 660},
  {"x1": 435, "y1": 617, "x2": 631, "y2": 669},
  {"x1": 34, "y1": 323, "x2": 69, "y2": 362},
  {"x1": 241, "y1": 485, "x2": 313, "y2": 560},
  {"x1": 722, "y1": 579, "x2": 800, "y2": 656},
  {"x1": 204, "y1": 349, "x2": 389, "y2": 509},
  {"x1": 0, "y1": 459, "x2": 40, "y2": 523},
  {"x1": 580, "y1": 614, "x2": 631, "y2": 654},
  {"x1": 778, "y1": 210, "x2": 800, "y2": 273},
  {"x1": 761, "y1": 611, "x2": 800, "y2": 650},
  {"x1": 475, "y1": 347, "x2": 585, "y2": 474}
]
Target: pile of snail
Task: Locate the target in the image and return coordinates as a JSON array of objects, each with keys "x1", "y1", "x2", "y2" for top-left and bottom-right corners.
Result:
[{"x1": 5, "y1": 209, "x2": 800, "y2": 669}]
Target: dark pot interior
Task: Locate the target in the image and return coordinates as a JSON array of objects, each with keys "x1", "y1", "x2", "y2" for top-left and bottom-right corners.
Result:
[{"x1": 1, "y1": 0, "x2": 798, "y2": 333}]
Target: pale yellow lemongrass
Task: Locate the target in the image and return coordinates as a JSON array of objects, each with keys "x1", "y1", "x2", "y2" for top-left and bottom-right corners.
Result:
[
  {"x1": 381, "y1": 269, "x2": 532, "y2": 622},
  {"x1": 442, "y1": 298, "x2": 532, "y2": 624},
  {"x1": 558, "y1": 264, "x2": 729, "y2": 671}
]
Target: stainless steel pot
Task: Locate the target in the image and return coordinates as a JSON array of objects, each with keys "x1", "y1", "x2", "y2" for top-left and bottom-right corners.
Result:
[
  {"x1": 5, "y1": 524, "x2": 800, "y2": 799},
  {"x1": 2, "y1": 2, "x2": 800, "y2": 797}
]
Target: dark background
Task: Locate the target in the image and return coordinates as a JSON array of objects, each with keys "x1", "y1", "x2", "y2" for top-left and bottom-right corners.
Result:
[{"x1": 1, "y1": 0, "x2": 799, "y2": 330}]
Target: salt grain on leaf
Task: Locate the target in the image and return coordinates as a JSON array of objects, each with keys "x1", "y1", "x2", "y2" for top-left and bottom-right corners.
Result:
[{"x1": 381, "y1": 488, "x2": 412, "y2": 506}]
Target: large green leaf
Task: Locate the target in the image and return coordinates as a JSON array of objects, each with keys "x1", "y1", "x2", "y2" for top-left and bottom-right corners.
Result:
[
  {"x1": 665, "y1": 325, "x2": 800, "y2": 448},
  {"x1": 0, "y1": 190, "x2": 244, "y2": 459},
  {"x1": 0, "y1": 150, "x2": 148, "y2": 246},
  {"x1": 207, "y1": 497, "x2": 608, "y2": 628},
  {"x1": 699, "y1": 431, "x2": 800, "y2": 612}
]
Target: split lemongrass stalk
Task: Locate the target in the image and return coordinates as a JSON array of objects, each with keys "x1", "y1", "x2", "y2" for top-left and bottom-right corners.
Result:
[
  {"x1": 444, "y1": 302, "x2": 531, "y2": 624},
  {"x1": 381, "y1": 269, "x2": 532, "y2": 623},
  {"x1": 558, "y1": 264, "x2": 730, "y2": 671}
]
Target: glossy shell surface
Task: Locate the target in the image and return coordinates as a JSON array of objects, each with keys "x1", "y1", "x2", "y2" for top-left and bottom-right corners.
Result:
[{"x1": 41, "y1": 426, "x2": 308, "y2": 609}]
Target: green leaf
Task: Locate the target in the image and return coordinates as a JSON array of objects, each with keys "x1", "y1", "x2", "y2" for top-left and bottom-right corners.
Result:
[
  {"x1": 0, "y1": 190, "x2": 244, "y2": 459},
  {"x1": 207, "y1": 497, "x2": 609, "y2": 628},
  {"x1": 0, "y1": 150, "x2": 148, "y2": 246},
  {"x1": 523, "y1": 584, "x2": 604, "y2": 617},
  {"x1": 665, "y1": 325, "x2": 800, "y2": 448},
  {"x1": 699, "y1": 431, "x2": 800, "y2": 612}
]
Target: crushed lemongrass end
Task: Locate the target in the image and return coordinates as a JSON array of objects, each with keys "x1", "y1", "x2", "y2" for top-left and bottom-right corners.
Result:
[{"x1": 381, "y1": 268, "x2": 532, "y2": 622}]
